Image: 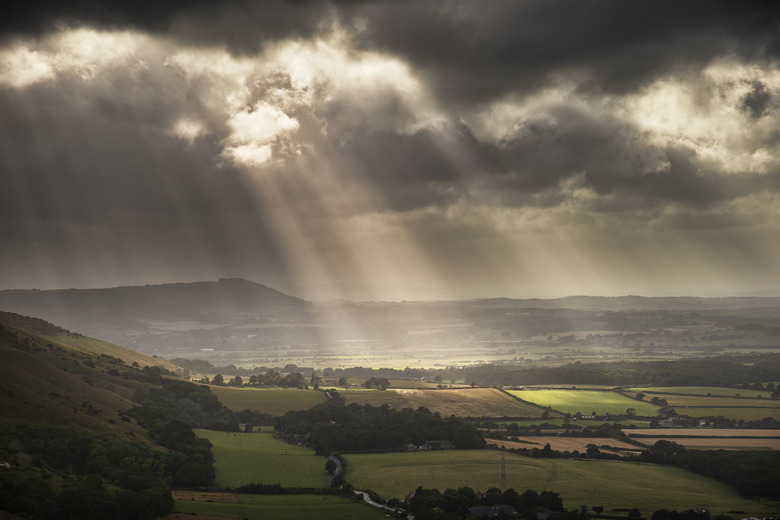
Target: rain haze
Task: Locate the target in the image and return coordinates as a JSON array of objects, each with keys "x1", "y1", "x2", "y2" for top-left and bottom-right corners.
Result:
[{"x1": 2, "y1": 0, "x2": 780, "y2": 301}]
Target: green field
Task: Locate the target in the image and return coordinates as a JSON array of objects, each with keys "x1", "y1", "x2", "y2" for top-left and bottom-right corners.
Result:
[
  {"x1": 210, "y1": 386, "x2": 326, "y2": 416},
  {"x1": 195, "y1": 430, "x2": 329, "y2": 488},
  {"x1": 643, "y1": 393, "x2": 780, "y2": 409},
  {"x1": 673, "y1": 407, "x2": 780, "y2": 421},
  {"x1": 171, "y1": 494, "x2": 388, "y2": 520},
  {"x1": 507, "y1": 389, "x2": 659, "y2": 416},
  {"x1": 344, "y1": 450, "x2": 777, "y2": 515},
  {"x1": 628, "y1": 386, "x2": 774, "y2": 399},
  {"x1": 341, "y1": 388, "x2": 551, "y2": 418}
]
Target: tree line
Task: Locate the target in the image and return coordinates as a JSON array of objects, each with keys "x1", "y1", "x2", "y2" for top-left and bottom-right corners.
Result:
[{"x1": 275, "y1": 393, "x2": 485, "y2": 455}]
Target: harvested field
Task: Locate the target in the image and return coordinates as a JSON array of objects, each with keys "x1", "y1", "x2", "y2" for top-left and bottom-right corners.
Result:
[
  {"x1": 341, "y1": 388, "x2": 550, "y2": 418},
  {"x1": 485, "y1": 436, "x2": 642, "y2": 454},
  {"x1": 633, "y1": 437, "x2": 780, "y2": 450}
]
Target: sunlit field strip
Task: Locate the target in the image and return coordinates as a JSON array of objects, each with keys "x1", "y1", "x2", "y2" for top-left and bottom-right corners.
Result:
[
  {"x1": 344, "y1": 450, "x2": 776, "y2": 515},
  {"x1": 195, "y1": 430, "x2": 328, "y2": 489},
  {"x1": 507, "y1": 389, "x2": 659, "y2": 416}
]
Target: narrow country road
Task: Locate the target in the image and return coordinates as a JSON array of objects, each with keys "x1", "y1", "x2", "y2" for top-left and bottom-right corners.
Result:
[{"x1": 354, "y1": 490, "x2": 414, "y2": 520}]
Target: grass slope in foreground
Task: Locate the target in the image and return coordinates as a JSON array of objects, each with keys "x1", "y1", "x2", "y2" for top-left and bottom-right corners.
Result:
[
  {"x1": 345, "y1": 450, "x2": 777, "y2": 516},
  {"x1": 195, "y1": 430, "x2": 329, "y2": 489},
  {"x1": 169, "y1": 493, "x2": 387, "y2": 520}
]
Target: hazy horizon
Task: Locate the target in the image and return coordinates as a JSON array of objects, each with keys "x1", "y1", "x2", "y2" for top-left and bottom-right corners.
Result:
[
  {"x1": 2, "y1": 1, "x2": 780, "y2": 301},
  {"x1": 3, "y1": 276, "x2": 780, "y2": 303}
]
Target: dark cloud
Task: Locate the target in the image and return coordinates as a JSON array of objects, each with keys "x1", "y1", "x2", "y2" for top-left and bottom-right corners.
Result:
[
  {"x1": 7, "y1": 2, "x2": 779, "y2": 104},
  {"x1": 343, "y1": 0, "x2": 780, "y2": 104},
  {"x1": 1, "y1": 0, "x2": 214, "y2": 37}
]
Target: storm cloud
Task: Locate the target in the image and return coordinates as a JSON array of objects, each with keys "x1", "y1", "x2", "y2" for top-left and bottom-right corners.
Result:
[{"x1": 1, "y1": 1, "x2": 779, "y2": 299}]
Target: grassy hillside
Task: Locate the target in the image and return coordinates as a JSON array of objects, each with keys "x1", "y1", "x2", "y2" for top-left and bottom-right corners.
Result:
[
  {"x1": 0, "y1": 310, "x2": 177, "y2": 370},
  {"x1": 0, "y1": 312, "x2": 165, "y2": 438},
  {"x1": 0, "y1": 312, "x2": 210, "y2": 519}
]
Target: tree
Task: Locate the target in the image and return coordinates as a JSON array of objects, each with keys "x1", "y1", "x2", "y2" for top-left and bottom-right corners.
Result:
[
  {"x1": 635, "y1": 392, "x2": 646, "y2": 400},
  {"x1": 325, "y1": 459, "x2": 337, "y2": 475},
  {"x1": 211, "y1": 374, "x2": 224, "y2": 386},
  {"x1": 338, "y1": 377, "x2": 348, "y2": 389},
  {"x1": 230, "y1": 375, "x2": 243, "y2": 387},
  {"x1": 363, "y1": 377, "x2": 390, "y2": 390},
  {"x1": 625, "y1": 408, "x2": 636, "y2": 417}
]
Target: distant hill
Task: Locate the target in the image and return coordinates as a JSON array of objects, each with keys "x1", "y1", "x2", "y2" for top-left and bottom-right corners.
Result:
[
  {"x1": 469, "y1": 294, "x2": 780, "y2": 312},
  {"x1": 0, "y1": 277, "x2": 308, "y2": 323},
  {"x1": 0, "y1": 278, "x2": 311, "y2": 352}
]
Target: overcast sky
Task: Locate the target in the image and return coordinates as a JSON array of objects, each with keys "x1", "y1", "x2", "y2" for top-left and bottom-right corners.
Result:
[{"x1": 1, "y1": 1, "x2": 779, "y2": 300}]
